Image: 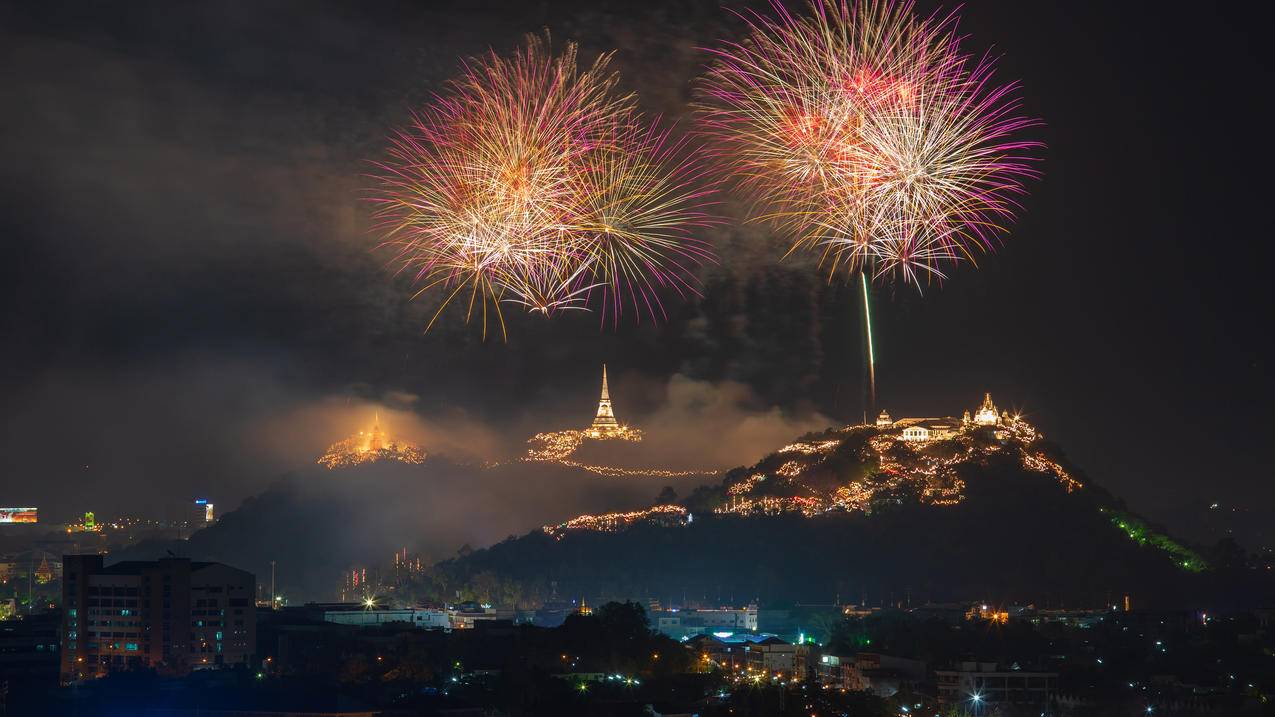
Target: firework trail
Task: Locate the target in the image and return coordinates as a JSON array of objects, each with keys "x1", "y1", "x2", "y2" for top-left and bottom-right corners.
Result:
[
  {"x1": 371, "y1": 36, "x2": 716, "y2": 338},
  {"x1": 696, "y1": 0, "x2": 1042, "y2": 288}
]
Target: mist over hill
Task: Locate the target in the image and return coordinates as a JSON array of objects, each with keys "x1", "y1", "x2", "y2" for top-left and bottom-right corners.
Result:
[{"x1": 113, "y1": 455, "x2": 717, "y2": 600}]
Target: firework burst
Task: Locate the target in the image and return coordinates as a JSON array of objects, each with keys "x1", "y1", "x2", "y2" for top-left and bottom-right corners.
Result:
[
  {"x1": 372, "y1": 36, "x2": 715, "y2": 338},
  {"x1": 697, "y1": 0, "x2": 1042, "y2": 288}
]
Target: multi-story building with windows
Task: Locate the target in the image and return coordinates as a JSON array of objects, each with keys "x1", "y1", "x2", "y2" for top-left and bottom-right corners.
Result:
[
  {"x1": 60, "y1": 555, "x2": 255, "y2": 683},
  {"x1": 935, "y1": 661, "x2": 1058, "y2": 705},
  {"x1": 654, "y1": 605, "x2": 759, "y2": 640}
]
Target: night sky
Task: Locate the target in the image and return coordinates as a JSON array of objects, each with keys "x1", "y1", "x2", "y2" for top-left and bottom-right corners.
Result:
[{"x1": 2, "y1": 0, "x2": 1271, "y2": 538}]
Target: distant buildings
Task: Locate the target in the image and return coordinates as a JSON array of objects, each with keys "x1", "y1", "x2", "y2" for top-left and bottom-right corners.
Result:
[
  {"x1": 686, "y1": 632, "x2": 809, "y2": 676},
  {"x1": 193, "y1": 499, "x2": 214, "y2": 525},
  {"x1": 816, "y1": 652, "x2": 927, "y2": 697},
  {"x1": 449, "y1": 603, "x2": 518, "y2": 629},
  {"x1": 653, "y1": 605, "x2": 758, "y2": 640},
  {"x1": 886, "y1": 392, "x2": 1024, "y2": 443},
  {"x1": 744, "y1": 636, "x2": 807, "y2": 675},
  {"x1": 318, "y1": 605, "x2": 451, "y2": 629},
  {"x1": 0, "y1": 610, "x2": 60, "y2": 685},
  {"x1": 935, "y1": 661, "x2": 1058, "y2": 705},
  {"x1": 901, "y1": 423, "x2": 958, "y2": 442},
  {"x1": 302, "y1": 602, "x2": 515, "y2": 631},
  {"x1": 60, "y1": 555, "x2": 256, "y2": 683}
]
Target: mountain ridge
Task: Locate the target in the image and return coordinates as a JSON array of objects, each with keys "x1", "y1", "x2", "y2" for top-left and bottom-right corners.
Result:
[{"x1": 415, "y1": 418, "x2": 1266, "y2": 609}]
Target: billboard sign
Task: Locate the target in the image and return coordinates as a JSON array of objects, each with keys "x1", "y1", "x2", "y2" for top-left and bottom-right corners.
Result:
[{"x1": 0, "y1": 507, "x2": 38, "y2": 524}]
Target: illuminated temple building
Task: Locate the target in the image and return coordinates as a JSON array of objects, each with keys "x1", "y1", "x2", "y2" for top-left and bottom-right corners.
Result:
[
  {"x1": 586, "y1": 364, "x2": 629, "y2": 439},
  {"x1": 522, "y1": 364, "x2": 695, "y2": 475},
  {"x1": 317, "y1": 413, "x2": 427, "y2": 470},
  {"x1": 970, "y1": 392, "x2": 1003, "y2": 426},
  {"x1": 885, "y1": 393, "x2": 1022, "y2": 443}
]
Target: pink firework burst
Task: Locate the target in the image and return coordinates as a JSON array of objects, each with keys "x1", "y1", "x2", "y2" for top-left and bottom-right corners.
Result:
[
  {"x1": 697, "y1": 0, "x2": 1042, "y2": 288},
  {"x1": 371, "y1": 35, "x2": 717, "y2": 339}
]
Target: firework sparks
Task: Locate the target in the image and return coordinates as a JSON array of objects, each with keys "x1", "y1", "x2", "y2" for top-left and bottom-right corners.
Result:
[
  {"x1": 372, "y1": 36, "x2": 715, "y2": 337},
  {"x1": 697, "y1": 0, "x2": 1041, "y2": 288}
]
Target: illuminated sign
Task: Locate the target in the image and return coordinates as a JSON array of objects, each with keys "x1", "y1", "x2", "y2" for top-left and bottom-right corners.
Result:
[{"x1": 0, "y1": 507, "x2": 37, "y2": 524}]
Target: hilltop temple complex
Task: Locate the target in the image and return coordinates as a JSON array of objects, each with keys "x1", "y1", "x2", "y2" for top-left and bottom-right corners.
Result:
[
  {"x1": 318, "y1": 413, "x2": 427, "y2": 470},
  {"x1": 878, "y1": 393, "x2": 1031, "y2": 443}
]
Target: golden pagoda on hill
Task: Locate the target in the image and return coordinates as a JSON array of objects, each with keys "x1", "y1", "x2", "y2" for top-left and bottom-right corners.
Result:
[
  {"x1": 318, "y1": 413, "x2": 426, "y2": 470},
  {"x1": 586, "y1": 365, "x2": 625, "y2": 438}
]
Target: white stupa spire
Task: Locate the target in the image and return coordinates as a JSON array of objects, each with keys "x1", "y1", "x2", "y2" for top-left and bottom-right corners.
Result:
[{"x1": 589, "y1": 364, "x2": 621, "y2": 436}]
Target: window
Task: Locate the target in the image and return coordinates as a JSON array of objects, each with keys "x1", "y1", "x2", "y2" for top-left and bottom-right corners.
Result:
[{"x1": 125, "y1": 643, "x2": 139, "y2": 651}]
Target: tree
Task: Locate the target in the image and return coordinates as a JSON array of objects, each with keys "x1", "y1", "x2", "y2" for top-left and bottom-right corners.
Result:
[
  {"x1": 338, "y1": 654, "x2": 372, "y2": 685},
  {"x1": 656, "y1": 486, "x2": 678, "y2": 504}
]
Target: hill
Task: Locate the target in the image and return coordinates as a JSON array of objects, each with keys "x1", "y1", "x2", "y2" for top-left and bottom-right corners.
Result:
[
  {"x1": 113, "y1": 410, "x2": 1268, "y2": 608},
  {"x1": 112, "y1": 455, "x2": 716, "y2": 601},
  {"x1": 420, "y1": 418, "x2": 1268, "y2": 609}
]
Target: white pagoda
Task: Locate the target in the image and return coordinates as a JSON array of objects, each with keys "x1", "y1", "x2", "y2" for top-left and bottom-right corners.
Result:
[{"x1": 587, "y1": 365, "x2": 624, "y2": 438}]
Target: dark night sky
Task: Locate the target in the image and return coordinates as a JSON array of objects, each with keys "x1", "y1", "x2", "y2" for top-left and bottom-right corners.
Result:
[{"x1": 1, "y1": 0, "x2": 1271, "y2": 539}]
